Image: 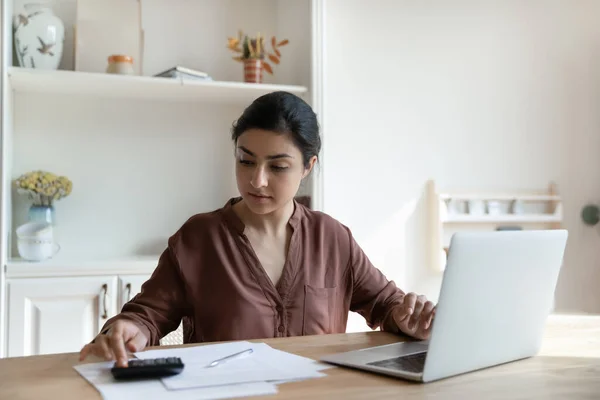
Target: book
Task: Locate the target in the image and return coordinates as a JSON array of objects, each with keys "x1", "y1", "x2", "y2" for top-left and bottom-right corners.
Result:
[{"x1": 154, "y1": 66, "x2": 212, "y2": 81}]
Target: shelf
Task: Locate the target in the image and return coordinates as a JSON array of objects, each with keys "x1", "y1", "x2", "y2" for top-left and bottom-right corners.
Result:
[
  {"x1": 426, "y1": 180, "x2": 563, "y2": 273},
  {"x1": 439, "y1": 193, "x2": 561, "y2": 201},
  {"x1": 442, "y1": 214, "x2": 562, "y2": 224},
  {"x1": 7, "y1": 67, "x2": 308, "y2": 103},
  {"x1": 5, "y1": 255, "x2": 159, "y2": 278}
]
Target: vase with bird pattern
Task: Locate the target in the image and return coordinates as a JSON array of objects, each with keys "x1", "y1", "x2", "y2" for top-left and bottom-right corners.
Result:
[{"x1": 13, "y1": 3, "x2": 64, "y2": 70}]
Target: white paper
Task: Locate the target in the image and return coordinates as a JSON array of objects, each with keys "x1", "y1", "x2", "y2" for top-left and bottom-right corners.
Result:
[
  {"x1": 246, "y1": 342, "x2": 334, "y2": 384},
  {"x1": 135, "y1": 341, "x2": 327, "y2": 390},
  {"x1": 73, "y1": 361, "x2": 278, "y2": 400}
]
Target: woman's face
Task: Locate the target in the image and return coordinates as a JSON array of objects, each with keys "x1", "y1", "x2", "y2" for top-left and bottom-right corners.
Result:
[{"x1": 235, "y1": 129, "x2": 315, "y2": 215}]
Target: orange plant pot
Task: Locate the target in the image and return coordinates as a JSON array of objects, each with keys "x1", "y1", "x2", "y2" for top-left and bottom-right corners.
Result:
[{"x1": 244, "y1": 59, "x2": 263, "y2": 83}]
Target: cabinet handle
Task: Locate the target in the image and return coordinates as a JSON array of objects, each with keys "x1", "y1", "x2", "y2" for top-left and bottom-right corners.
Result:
[
  {"x1": 125, "y1": 283, "x2": 132, "y2": 302},
  {"x1": 101, "y1": 284, "x2": 108, "y2": 319}
]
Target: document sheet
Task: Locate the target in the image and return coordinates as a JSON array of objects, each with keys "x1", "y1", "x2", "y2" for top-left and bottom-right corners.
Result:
[{"x1": 73, "y1": 340, "x2": 333, "y2": 400}]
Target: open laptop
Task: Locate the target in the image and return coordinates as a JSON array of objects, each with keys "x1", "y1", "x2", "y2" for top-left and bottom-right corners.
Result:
[{"x1": 321, "y1": 229, "x2": 568, "y2": 383}]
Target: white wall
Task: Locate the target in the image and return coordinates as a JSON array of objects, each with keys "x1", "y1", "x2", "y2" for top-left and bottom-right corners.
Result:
[
  {"x1": 323, "y1": 0, "x2": 600, "y2": 331},
  {"x1": 12, "y1": 93, "x2": 242, "y2": 259}
]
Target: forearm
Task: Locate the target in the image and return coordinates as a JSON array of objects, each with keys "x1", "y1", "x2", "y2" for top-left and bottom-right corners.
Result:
[
  {"x1": 350, "y1": 263, "x2": 405, "y2": 330},
  {"x1": 345, "y1": 226, "x2": 409, "y2": 331},
  {"x1": 381, "y1": 303, "x2": 403, "y2": 333},
  {"x1": 98, "y1": 240, "x2": 187, "y2": 345},
  {"x1": 99, "y1": 299, "x2": 174, "y2": 346}
]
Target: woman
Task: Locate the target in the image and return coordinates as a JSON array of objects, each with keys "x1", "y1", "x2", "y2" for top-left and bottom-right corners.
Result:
[{"x1": 79, "y1": 91, "x2": 435, "y2": 367}]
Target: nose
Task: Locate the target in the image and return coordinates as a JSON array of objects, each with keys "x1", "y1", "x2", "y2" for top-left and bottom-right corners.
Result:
[{"x1": 250, "y1": 165, "x2": 268, "y2": 189}]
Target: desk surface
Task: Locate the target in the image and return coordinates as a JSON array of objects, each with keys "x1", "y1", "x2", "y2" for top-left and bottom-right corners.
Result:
[{"x1": 1, "y1": 314, "x2": 599, "y2": 399}]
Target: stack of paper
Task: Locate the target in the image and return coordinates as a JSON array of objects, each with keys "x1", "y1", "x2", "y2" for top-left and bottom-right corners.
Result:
[{"x1": 74, "y1": 340, "x2": 333, "y2": 400}]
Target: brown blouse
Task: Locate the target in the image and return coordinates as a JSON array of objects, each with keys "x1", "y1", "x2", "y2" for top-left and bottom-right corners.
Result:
[{"x1": 101, "y1": 198, "x2": 406, "y2": 345}]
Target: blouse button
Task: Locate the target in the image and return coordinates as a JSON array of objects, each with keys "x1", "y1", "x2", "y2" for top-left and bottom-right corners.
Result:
[{"x1": 278, "y1": 325, "x2": 285, "y2": 333}]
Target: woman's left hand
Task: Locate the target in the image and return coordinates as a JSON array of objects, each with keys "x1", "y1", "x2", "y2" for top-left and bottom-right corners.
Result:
[{"x1": 391, "y1": 293, "x2": 436, "y2": 340}]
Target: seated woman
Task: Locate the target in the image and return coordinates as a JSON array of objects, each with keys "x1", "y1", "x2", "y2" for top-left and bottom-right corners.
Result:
[{"x1": 79, "y1": 91, "x2": 435, "y2": 367}]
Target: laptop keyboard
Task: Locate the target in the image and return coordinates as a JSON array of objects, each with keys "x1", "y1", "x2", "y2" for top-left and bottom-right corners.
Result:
[{"x1": 366, "y1": 352, "x2": 427, "y2": 373}]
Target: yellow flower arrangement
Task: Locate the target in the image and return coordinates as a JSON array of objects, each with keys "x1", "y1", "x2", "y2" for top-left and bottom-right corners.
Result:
[{"x1": 15, "y1": 170, "x2": 72, "y2": 206}]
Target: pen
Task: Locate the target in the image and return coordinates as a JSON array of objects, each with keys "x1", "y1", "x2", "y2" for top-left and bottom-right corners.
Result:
[{"x1": 206, "y1": 348, "x2": 254, "y2": 368}]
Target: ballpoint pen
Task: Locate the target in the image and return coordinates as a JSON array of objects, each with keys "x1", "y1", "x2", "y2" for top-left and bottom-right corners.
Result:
[{"x1": 206, "y1": 348, "x2": 254, "y2": 368}]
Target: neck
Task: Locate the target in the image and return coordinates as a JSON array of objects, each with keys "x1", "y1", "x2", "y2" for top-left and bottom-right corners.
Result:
[{"x1": 236, "y1": 199, "x2": 295, "y2": 236}]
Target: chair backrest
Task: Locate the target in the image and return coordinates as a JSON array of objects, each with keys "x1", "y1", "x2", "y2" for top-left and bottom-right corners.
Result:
[
  {"x1": 159, "y1": 323, "x2": 183, "y2": 346},
  {"x1": 159, "y1": 316, "x2": 195, "y2": 346}
]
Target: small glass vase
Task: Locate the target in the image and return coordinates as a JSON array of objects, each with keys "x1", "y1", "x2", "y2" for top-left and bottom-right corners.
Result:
[{"x1": 28, "y1": 204, "x2": 55, "y2": 225}]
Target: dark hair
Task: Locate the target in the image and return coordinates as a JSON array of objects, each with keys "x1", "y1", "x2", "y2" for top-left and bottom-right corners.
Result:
[{"x1": 231, "y1": 91, "x2": 321, "y2": 168}]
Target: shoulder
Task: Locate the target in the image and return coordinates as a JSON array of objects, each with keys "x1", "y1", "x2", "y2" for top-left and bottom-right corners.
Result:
[
  {"x1": 301, "y1": 205, "x2": 347, "y2": 230},
  {"x1": 180, "y1": 209, "x2": 225, "y2": 233},
  {"x1": 168, "y1": 204, "x2": 231, "y2": 250},
  {"x1": 298, "y1": 204, "x2": 353, "y2": 246}
]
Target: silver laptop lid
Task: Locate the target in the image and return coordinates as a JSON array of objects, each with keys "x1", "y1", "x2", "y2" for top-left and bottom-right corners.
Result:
[{"x1": 422, "y1": 229, "x2": 568, "y2": 382}]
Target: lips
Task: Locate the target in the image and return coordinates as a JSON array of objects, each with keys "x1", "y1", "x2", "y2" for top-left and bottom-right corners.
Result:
[{"x1": 249, "y1": 192, "x2": 272, "y2": 199}]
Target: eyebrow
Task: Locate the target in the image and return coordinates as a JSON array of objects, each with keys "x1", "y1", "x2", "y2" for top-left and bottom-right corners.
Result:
[{"x1": 238, "y1": 146, "x2": 294, "y2": 160}]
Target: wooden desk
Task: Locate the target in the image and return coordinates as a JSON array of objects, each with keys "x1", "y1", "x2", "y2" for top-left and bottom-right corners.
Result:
[{"x1": 1, "y1": 314, "x2": 599, "y2": 399}]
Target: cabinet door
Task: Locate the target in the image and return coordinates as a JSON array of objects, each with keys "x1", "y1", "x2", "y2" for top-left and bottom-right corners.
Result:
[
  {"x1": 118, "y1": 274, "x2": 151, "y2": 310},
  {"x1": 7, "y1": 276, "x2": 118, "y2": 357}
]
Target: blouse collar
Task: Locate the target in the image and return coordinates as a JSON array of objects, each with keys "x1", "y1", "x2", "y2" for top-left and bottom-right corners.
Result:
[{"x1": 222, "y1": 197, "x2": 304, "y2": 235}]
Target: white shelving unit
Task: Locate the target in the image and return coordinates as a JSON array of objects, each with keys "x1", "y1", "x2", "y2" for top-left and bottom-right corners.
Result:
[
  {"x1": 0, "y1": 0, "x2": 326, "y2": 358},
  {"x1": 427, "y1": 180, "x2": 563, "y2": 272}
]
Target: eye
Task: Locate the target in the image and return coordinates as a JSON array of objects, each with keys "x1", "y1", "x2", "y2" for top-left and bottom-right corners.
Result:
[
  {"x1": 238, "y1": 159, "x2": 254, "y2": 166},
  {"x1": 271, "y1": 165, "x2": 288, "y2": 172}
]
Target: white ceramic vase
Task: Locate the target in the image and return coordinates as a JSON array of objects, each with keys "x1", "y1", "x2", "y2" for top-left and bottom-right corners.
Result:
[{"x1": 13, "y1": 3, "x2": 64, "y2": 70}]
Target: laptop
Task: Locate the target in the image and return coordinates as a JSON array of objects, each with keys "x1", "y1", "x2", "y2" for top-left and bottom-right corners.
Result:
[{"x1": 320, "y1": 229, "x2": 568, "y2": 383}]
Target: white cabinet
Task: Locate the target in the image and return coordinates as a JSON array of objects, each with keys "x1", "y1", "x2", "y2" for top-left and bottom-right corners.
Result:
[
  {"x1": 118, "y1": 274, "x2": 151, "y2": 311},
  {"x1": 7, "y1": 276, "x2": 118, "y2": 357},
  {"x1": 5, "y1": 269, "x2": 183, "y2": 357},
  {"x1": 3, "y1": 257, "x2": 182, "y2": 357}
]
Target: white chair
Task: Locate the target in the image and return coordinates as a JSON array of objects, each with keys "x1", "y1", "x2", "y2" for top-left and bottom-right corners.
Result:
[{"x1": 159, "y1": 322, "x2": 184, "y2": 346}]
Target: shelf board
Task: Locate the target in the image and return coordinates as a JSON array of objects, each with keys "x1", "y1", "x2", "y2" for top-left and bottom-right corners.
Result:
[
  {"x1": 7, "y1": 67, "x2": 308, "y2": 103},
  {"x1": 5, "y1": 255, "x2": 159, "y2": 278},
  {"x1": 439, "y1": 193, "x2": 561, "y2": 201},
  {"x1": 442, "y1": 214, "x2": 562, "y2": 224}
]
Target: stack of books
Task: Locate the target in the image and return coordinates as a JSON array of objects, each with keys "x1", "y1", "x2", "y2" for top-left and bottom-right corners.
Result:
[{"x1": 154, "y1": 66, "x2": 213, "y2": 81}]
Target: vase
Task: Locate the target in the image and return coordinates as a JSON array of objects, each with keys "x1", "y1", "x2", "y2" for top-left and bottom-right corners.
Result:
[
  {"x1": 28, "y1": 204, "x2": 55, "y2": 225},
  {"x1": 244, "y1": 59, "x2": 263, "y2": 83},
  {"x1": 13, "y1": 3, "x2": 65, "y2": 70}
]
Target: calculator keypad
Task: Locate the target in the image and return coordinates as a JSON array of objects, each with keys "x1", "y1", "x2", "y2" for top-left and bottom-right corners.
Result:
[
  {"x1": 111, "y1": 357, "x2": 185, "y2": 380},
  {"x1": 127, "y1": 357, "x2": 182, "y2": 367}
]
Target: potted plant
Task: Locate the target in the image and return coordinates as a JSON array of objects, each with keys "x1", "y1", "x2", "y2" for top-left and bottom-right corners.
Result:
[{"x1": 227, "y1": 30, "x2": 289, "y2": 83}]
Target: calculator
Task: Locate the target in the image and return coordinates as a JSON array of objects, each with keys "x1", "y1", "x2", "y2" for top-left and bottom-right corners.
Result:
[{"x1": 110, "y1": 357, "x2": 185, "y2": 380}]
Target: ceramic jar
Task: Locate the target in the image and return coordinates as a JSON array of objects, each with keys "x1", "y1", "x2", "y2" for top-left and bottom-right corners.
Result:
[
  {"x1": 13, "y1": 3, "x2": 65, "y2": 70},
  {"x1": 468, "y1": 200, "x2": 486, "y2": 215},
  {"x1": 447, "y1": 198, "x2": 467, "y2": 214},
  {"x1": 106, "y1": 55, "x2": 135, "y2": 75}
]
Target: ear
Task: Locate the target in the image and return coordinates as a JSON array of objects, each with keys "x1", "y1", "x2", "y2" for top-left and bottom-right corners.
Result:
[{"x1": 302, "y1": 156, "x2": 318, "y2": 179}]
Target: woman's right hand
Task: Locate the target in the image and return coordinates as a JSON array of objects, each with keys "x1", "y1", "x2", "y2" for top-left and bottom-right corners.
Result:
[{"x1": 79, "y1": 320, "x2": 148, "y2": 367}]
